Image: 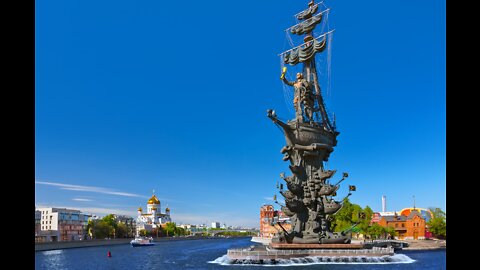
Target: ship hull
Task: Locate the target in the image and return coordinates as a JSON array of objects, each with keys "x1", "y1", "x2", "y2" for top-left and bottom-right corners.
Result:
[
  {"x1": 270, "y1": 117, "x2": 338, "y2": 162},
  {"x1": 288, "y1": 122, "x2": 337, "y2": 147},
  {"x1": 131, "y1": 243, "x2": 155, "y2": 247}
]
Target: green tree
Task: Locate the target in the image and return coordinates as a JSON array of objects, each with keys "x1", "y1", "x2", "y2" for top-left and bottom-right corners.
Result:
[
  {"x1": 86, "y1": 220, "x2": 95, "y2": 238},
  {"x1": 102, "y1": 215, "x2": 118, "y2": 229},
  {"x1": 384, "y1": 226, "x2": 397, "y2": 239},
  {"x1": 427, "y1": 207, "x2": 446, "y2": 239},
  {"x1": 175, "y1": 226, "x2": 187, "y2": 236},
  {"x1": 116, "y1": 222, "x2": 128, "y2": 238},
  {"x1": 92, "y1": 220, "x2": 114, "y2": 239},
  {"x1": 367, "y1": 223, "x2": 385, "y2": 240},
  {"x1": 330, "y1": 198, "x2": 373, "y2": 235},
  {"x1": 165, "y1": 222, "x2": 177, "y2": 236},
  {"x1": 330, "y1": 198, "x2": 356, "y2": 232},
  {"x1": 357, "y1": 206, "x2": 373, "y2": 236}
]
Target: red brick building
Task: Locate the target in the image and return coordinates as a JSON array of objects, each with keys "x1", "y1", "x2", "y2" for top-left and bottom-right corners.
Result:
[
  {"x1": 374, "y1": 209, "x2": 430, "y2": 240},
  {"x1": 259, "y1": 205, "x2": 291, "y2": 238}
]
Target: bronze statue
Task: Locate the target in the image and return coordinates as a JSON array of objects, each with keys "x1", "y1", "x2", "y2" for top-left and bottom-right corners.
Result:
[
  {"x1": 267, "y1": 0, "x2": 355, "y2": 245},
  {"x1": 281, "y1": 71, "x2": 315, "y2": 123}
]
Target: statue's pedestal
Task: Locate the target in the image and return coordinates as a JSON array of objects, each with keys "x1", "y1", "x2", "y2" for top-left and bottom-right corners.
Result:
[
  {"x1": 269, "y1": 243, "x2": 363, "y2": 250},
  {"x1": 226, "y1": 244, "x2": 395, "y2": 262}
]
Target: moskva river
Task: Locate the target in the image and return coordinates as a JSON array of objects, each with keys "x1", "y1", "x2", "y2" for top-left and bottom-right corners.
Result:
[{"x1": 35, "y1": 237, "x2": 446, "y2": 269}]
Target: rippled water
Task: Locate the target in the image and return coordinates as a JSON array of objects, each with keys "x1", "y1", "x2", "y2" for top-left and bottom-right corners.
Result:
[{"x1": 35, "y1": 237, "x2": 446, "y2": 269}]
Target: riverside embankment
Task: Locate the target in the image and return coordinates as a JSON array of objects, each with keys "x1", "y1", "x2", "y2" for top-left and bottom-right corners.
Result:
[
  {"x1": 402, "y1": 239, "x2": 446, "y2": 250},
  {"x1": 35, "y1": 235, "x2": 248, "y2": 252},
  {"x1": 35, "y1": 238, "x2": 131, "y2": 251}
]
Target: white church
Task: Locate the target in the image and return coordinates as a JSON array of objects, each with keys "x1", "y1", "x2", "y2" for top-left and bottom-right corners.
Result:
[{"x1": 136, "y1": 193, "x2": 171, "y2": 235}]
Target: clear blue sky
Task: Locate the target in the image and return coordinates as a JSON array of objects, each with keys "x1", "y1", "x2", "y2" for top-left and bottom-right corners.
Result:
[{"x1": 35, "y1": 0, "x2": 446, "y2": 227}]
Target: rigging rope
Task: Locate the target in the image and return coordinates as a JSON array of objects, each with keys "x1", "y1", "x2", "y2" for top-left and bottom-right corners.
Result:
[
  {"x1": 326, "y1": 32, "x2": 333, "y2": 99},
  {"x1": 285, "y1": 31, "x2": 295, "y2": 48}
]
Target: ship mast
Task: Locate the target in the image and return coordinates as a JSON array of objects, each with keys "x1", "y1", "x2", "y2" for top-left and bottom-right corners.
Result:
[{"x1": 280, "y1": 0, "x2": 335, "y2": 132}]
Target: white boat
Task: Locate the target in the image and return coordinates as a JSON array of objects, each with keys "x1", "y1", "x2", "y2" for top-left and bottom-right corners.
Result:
[{"x1": 130, "y1": 236, "x2": 155, "y2": 247}]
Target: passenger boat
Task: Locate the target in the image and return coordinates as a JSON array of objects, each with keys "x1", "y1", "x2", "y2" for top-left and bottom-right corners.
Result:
[{"x1": 130, "y1": 236, "x2": 155, "y2": 247}]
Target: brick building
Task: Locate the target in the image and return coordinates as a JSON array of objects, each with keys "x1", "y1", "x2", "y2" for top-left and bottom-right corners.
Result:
[
  {"x1": 259, "y1": 204, "x2": 291, "y2": 238},
  {"x1": 374, "y1": 208, "x2": 431, "y2": 240}
]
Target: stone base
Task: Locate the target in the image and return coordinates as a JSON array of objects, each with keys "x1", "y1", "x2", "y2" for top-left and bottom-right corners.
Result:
[
  {"x1": 269, "y1": 243, "x2": 363, "y2": 250},
  {"x1": 226, "y1": 246, "x2": 395, "y2": 261}
]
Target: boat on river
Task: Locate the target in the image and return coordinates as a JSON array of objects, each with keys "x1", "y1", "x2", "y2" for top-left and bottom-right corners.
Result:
[{"x1": 130, "y1": 236, "x2": 155, "y2": 247}]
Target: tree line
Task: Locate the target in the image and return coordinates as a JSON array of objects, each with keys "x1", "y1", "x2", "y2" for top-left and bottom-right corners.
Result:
[
  {"x1": 329, "y1": 198, "x2": 393, "y2": 240},
  {"x1": 87, "y1": 214, "x2": 189, "y2": 239},
  {"x1": 87, "y1": 214, "x2": 135, "y2": 239},
  {"x1": 138, "y1": 222, "x2": 189, "y2": 237},
  {"x1": 328, "y1": 198, "x2": 446, "y2": 239}
]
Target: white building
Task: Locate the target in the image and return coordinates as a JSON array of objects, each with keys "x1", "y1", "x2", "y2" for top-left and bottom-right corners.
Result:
[
  {"x1": 178, "y1": 224, "x2": 193, "y2": 229},
  {"x1": 378, "y1": 211, "x2": 396, "y2": 217},
  {"x1": 136, "y1": 194, "x2": 171, "y2": 235},
  {"x1": 36, "y1": 207, "x2": 90, "y2": 242},
  {"x1": 211, "y1": 222, "x2": 221, "y2": 229}
]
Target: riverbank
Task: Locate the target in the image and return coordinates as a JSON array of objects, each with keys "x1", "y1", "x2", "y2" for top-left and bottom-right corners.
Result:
[
  {"x1": 35, "y1": 235, "x2": 249, "y2": 252},
  {"x1": 35, "y1": 238, "x2": 131, "y2": 252},
  {"x1": 352, "y1": 239, "x2": 446, "y2": 251},
  {"x1": 402, "y1": 239, "x2": 446, "y2": 250}
]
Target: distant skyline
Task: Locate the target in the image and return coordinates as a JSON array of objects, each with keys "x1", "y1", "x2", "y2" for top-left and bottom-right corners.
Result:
[{"x1": 35, "y1": 0, "x2": 446, "y2": 227}]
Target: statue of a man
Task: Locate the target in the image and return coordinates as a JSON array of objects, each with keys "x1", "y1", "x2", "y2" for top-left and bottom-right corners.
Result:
[{"x1": 281, "y1": 71, "x2": 315, "y2": 122}]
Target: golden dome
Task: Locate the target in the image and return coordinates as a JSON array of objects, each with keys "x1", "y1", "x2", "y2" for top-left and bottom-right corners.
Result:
[
  {"x1": 138, "y1": 207, "x2": 143, "y2": 212},
  {"x1": 147, "y1": 195, "x2": 160, "y2": 205},
  {"x1": 165, "y1": 207, "x2": 170, "y2": 212}
]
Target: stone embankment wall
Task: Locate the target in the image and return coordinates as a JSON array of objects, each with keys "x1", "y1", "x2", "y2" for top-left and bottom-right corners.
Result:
[
  {"x1": 35, "y1": 239, "x2": 131, "y2": 252},
  {"x1": 402, "y1": 239, "x2": 446, "y2": 250},
  {"x1": 35, "y1": 235, "x2": 249, "y2": 252}
]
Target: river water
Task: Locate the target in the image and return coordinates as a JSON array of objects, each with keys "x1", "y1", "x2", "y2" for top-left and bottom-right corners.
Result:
[{"x1": 35, "y1": 237, "x2": 446, "y2": 269}]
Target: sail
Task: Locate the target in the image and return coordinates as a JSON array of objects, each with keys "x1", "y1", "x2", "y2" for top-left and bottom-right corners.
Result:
[
  {"x1": 283, "y1": 37, "x2": 327, "y2": 65},
  {"x1": 296, "y1": 3, "x2": 318, "y2": 20},
  {"x1": 290, "y1": 13, "x2": 322, "y2": 35}
]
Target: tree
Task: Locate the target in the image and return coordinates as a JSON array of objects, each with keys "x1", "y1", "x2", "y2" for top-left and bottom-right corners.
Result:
[
  {"x1": 86, "y1": 220, "x2": 95, "y2": 239},
  {"x1": 357, "y1": 206, "x2": 373, "y2": 236},
  {"x1": 384, "y1": 226, "x2": 397, "y2": 239},
  {"x1": 165, "y1": 222, "x2": 177, "y2": 236},
  {"x1": 330, "y1": 198, "x2": 356, "y2": 232},
  {"x1": 427, "y1": 207, "x2": 446, "y2": 239},
  {"x1": 330, "y1": 198, "x2": 374, "y2": 235},
  {"x1": 102, "y1": 215, "x2": 118, "y2": 229},
  {"x1": 116, "y1": 222, "x2": 128, "y2": 238},
  {"x1": 367, "y1": 223, "x2": 385, "y2": 240},
  {"x1": 92, "y1": 220, "x2": 114, "y2": 239},
  {"x1": 175, "y1": 226, "x2": 187, "y2": 236}
]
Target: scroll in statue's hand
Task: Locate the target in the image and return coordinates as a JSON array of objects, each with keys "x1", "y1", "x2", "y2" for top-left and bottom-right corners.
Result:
[{"x1": 280, "y1": 67, "x2": 287, "y2": 79}]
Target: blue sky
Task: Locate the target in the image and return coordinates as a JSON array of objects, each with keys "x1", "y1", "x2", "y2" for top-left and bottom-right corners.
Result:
[{"x1": 35, "y1": 0, "x2": 445, "y2": 227}]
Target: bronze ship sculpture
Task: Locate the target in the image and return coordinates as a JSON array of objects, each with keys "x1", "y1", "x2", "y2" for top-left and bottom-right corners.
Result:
[
  {"x1": 267, "y1": 0, "x2": 356, "y2": 245},
  {"x1": 221, "y1": 0, "x2": 399, "y2": 264}
]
